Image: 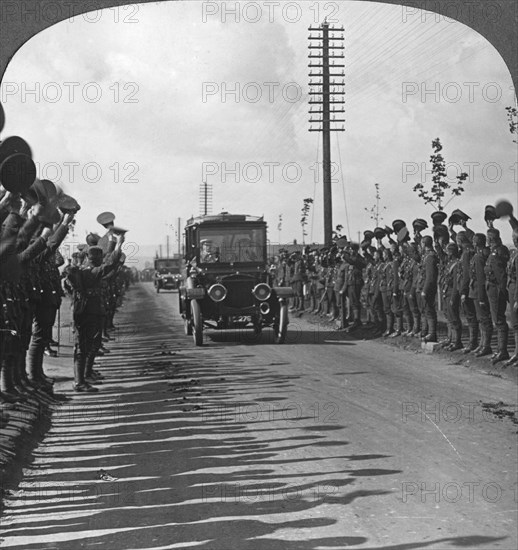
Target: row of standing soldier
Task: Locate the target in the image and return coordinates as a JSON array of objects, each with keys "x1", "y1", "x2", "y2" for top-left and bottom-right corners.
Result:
[{"x1": 270, "y1": 203, "x2": 518, "y2": 367}]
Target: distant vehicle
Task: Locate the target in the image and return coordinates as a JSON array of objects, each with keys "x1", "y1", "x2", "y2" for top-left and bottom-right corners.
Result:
[
  {"x1": 154, "y1": 257, "x2": 183, "y2": 292},
  {"x1": 179, "y1": 212, "x2": 292, "y2": 346}
]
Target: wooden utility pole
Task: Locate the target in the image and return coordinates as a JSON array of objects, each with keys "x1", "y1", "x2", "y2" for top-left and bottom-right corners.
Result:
[
  {"x1": 177, "y1": 217, "x2": 181, "y2": 255},
  {"x1": 199, "y1": 181, "x2": 213, "y2": 216},
  {"x1": 308, "y1": 21, "x2": 345, "y2": 246}
]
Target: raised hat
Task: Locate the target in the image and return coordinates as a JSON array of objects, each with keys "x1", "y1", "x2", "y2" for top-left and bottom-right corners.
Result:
[
  {"x1": 336, "y1": 236, "x2": 348, "y2": 248},
  {"x1": 412, "y1": 218, "x2": 428, "y2": 232},
  {"x1": 392, "y1": 219, "x2": 406, "y2": 234},
  {"x1": 484, "y1": 205, "x2": 497, "y2": 222},
  {"x1": 397, "y1": 226, "x2": 410, "y2": 244},
  {"x1": 86, "y1": 233, "x2": 100, "y2": 246},
  {"x1": 363, "y1": 230, "x2": 375, "y2": 241},
  {"x1": 449, "y1": 209, "x2": 470, "y2": 225},
  {"x1": 0, "y1": 153, "x2": 37, "y2": 194},
  {"x1": 384, "y1": 225, "x2": 393, "y2": 236},
  {"x1": 495, "y1": 200, "x2": 513, "y2": 219},
  {"x1": 0, "y1": 136, "x2": 32, "y2": 164},
  {"x1": 97, "y1": 211, "x2": 115, "y2": 226},
  {"x1": 373, "y1": 227, "x2": 386, "y2": 240},
  {"x1": 360, "y1": 239, "x2": 371, "y2": 250},
  {"x1": 431, "y1": 211, "x2": 447, "y2": 225},
  {"x1": 58, "y1": 193, "x2": 80, "y2": 213}
]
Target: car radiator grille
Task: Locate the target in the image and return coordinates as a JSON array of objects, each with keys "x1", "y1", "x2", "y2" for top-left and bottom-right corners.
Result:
[{"x1": 224, "y1": 281, "x2": 255, "y2": 308}]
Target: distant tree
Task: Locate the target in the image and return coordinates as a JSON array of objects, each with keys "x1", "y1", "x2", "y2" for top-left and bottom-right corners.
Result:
[
  {"x1": 364, "y1": 183, "x2": 387, "y2": 226},
  {"x1": 506, "y1": 106, "x2": 518, "y2": 143},
  {"x1": 300, "y1": 198, "x2": 313, "y2": 244},
  {"x1": 412, "y1": 138, "x2": 468, "y2": 211}
]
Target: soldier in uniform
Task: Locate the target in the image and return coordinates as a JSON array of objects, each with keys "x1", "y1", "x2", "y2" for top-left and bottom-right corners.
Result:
[
  {"x1": 457, "y1": 231, "x2": 478, "y2": 353},
  {"x1": 334, "y1": 249, "x2": 348, "y2": 329},
  {"x1": 67, "y1": 235, "x2": 124, "y2": 392},
  {"x1": 343, "y1": 242, "x2": 366, "y2": 332},
  {"x1": 485, "y1": 229, "x2": 510, "y2": 363},
  {"x1": 405, "y1": 242, "x2": 421, "y2": 336},
  {"x1": 506, "y1": 227, "x2": 518, "y2": 365},
  {"x1": 369, "y1": 248, "x2": 385, "y2": 334},
  {"x1": 442, "y1": 242, "x2": 463, "y2": 350},
  {"x1": 289, "y1": 251, "x2": 305, "y2": 312},
  {"x1": 420, "y1": 235, "x2": 439, "y2": 342},
  {"x1": 27, "y1": 211, "x2": 73, "y2": 388},
  {"x1": 381, "y1": 248, "x2": 394, "y2": 336},
  {"x1": 470, "y1": 233, "x2": 492, "y2": 357}
]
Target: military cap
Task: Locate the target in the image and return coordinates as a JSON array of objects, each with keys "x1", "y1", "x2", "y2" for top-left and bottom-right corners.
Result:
[
  {"x1": 397, "y1": 226, "x2": 410, "y2": 244},
  {"x1": 494, "y1": 200, "x2": 513, "y2": 219},
  {"x1": 431, "y1": 211, "x2": 447, "y2": 226},
  {"x1": 88, "y1": 246, "x2": 103, "y2": 258},
  {"x1": 384, "y1": 225, "x2": 393, "y2": 236},
  {"x1": 363, "y1": 230, "x2": 375, "y2": 241},
  {"x1": 86, "y1": 233, "x2": 101, "y2": 246},
  {"x1": 0, "y1": 102, "x2": 5, "y2": 134},
  {"x1": 58, "y1": 193, "x2": 80, "y2": 214},
  {"x1": 360, "y1": 239, "x2": 371, "y2": 250},
  {"x1": 373, "y1": 227, "x2": 386, "y2": 240},
  {"x1": 392, "y1": 219, "x2": 406, "y2": 234},
  {"x1": 449, "y1": 209, "x2": 470, "y2": 225},
  {"x1": 0, "y1": 153, "x2": 36, "y2": 194},
  {"x1": 412, "y1": 218, "x2": 428, "y2": 232},
  {"x1": 97, "y1": 211, "x2": 115, "y2": 226},
  {"x1": 484, "y1": 205, "x2": 497, "y2": 223},
  {"x1": 0, "y1": 135, "x2": 32, "y2": 162}
]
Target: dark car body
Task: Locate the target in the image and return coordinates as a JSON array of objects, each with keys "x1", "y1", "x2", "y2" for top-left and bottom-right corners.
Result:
[
  {"x1": 179, "y1": 213, "x2": 292, "y2": 345},
  {"x1": 154, "y1": 257, "x2": 183, "y2": 292}
]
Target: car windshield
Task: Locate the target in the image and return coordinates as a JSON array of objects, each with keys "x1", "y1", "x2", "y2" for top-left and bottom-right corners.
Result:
[
  {"x1": 198, "y1": 225, "x2": 265, "y2": 263},
  {"x1": 155, "y1": 259, "x2": 181, "y2": 273}
]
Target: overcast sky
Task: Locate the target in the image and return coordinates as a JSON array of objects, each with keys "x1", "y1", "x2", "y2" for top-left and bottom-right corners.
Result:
[{"x1": 1, "y1": 0, "x2": 516, "y2": 253}]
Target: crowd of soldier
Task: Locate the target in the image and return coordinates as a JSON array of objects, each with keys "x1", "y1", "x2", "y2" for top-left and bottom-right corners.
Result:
[
  {"x1": 0, "y1": 197, "x2": 131, "y2": 434},
  {"x1": 270, "y1": 205, "x2": 518, "y2": 367}
]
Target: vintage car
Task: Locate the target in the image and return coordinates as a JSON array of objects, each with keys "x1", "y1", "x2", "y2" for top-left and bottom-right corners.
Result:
[
  {"x1": 179, "y1": 212, "x2": 292, "y2": 346},
  {"x1": 154, "y1": 257, "x2": 183, "y2": 292}
]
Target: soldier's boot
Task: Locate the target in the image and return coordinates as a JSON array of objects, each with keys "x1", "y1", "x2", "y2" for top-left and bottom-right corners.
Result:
[
  {"x1": 0, "y1": 356, "x2": 26, "y2": 402},
  {"x1": 389, "y1": 316, "x2": 402, "y2": 337},
  {"x1": 492, "y1": 326, "x2": 510, "y2": 364},
  {"x1": 505, "y1": 330, "x2": 518, "y2": 366},
  {"x1": 420, "y1": 316, "x2": 428, "y2": 339},
  {"x1": 402, "y1": 313, "x2": 412, "y2": 336},
  {"x1": 11, "y1": 352, "x2": 32, "y2": 396},
  {"x1": 475, "y1": 327, "x2": 492, "y2": 357},
  {"x1": 439, "y1": 325, "x2": 452, "y2": 348},
  {"x1": 424, "y1": 318, "x2": 437, "y2": 343},
  {"x1": 28, "y1": 346, "x2": 53, "y2": 389},
  {"x1": 383, "y1": 314, "x2": 394, "y2": 337},
  {"x1": 463, "y1": 325, "x2": 479, "y2": 354},
  {"x1": 85, "y1": 355, "x2": 103, "y2": 384},
  {"x1": 447, "y1": 328, "x2": 463, "y2": 351},
  {"x1": 73, "y1": 349, "x2": 98, "y2": 392},
  {"x1": 347, "y1": 309, "x2": 362, "y2": 332},
  {"x1": 410, "y1": 314, "x2": 421, "y2": 337}
]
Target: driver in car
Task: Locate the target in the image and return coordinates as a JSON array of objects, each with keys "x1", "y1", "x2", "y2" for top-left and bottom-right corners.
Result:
[{"x1": 200, "y1": 239, "x2": 219, "y2": 263}]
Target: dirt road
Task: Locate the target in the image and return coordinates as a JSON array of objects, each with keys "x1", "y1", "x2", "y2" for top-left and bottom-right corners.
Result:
[{"x1": 0, "y1": 283, "x2": 516, "y2": 549}]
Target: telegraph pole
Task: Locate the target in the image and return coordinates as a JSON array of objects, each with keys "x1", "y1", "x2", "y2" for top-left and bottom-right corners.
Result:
[
  {"x1": 199, "y1": 181, "x2": 213, "y2": 216},
  {"x1": 308, "y1": 20, "x2": 345, "y2": 246},
  {"x1": 177, "y1": 217, "x2": 181, "y2": 255}
]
